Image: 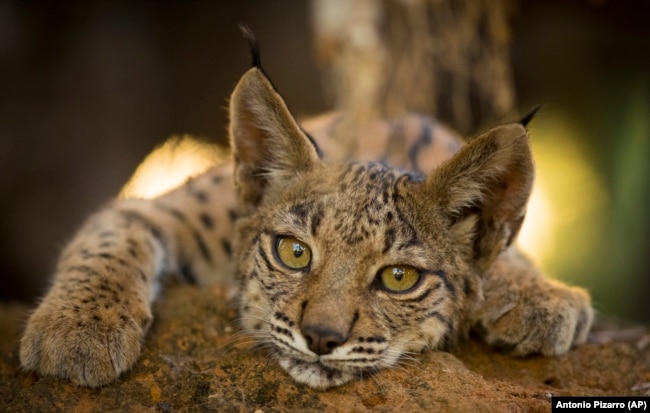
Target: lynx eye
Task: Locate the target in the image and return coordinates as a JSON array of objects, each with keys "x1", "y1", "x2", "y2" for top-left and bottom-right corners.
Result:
[
  {"x1": 274, "y1": 236, "x2": 312, "y2": 270},
  {"x1": 378, "y1": 265, "x2": 421, "y2": 293}
]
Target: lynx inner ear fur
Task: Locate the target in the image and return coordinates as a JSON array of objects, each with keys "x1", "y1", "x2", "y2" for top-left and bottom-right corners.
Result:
[{"x1": 424, "y1": 123, "x2": 534, "y2": 271}]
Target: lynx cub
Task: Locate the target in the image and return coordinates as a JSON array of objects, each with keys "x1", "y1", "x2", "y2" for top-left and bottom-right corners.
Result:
[{"x1": 20, "y1": 32, "x2": 593, "y2": 389}]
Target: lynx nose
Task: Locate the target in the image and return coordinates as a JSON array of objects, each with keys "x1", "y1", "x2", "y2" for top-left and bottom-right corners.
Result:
[{"x1": 301, "y1": 325, "x2": 346, "y2": 355}]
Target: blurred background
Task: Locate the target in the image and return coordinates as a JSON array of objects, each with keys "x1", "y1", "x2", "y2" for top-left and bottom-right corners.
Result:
[{"x1": 0, "y1": 0, "x2": 648, "y2": 322}]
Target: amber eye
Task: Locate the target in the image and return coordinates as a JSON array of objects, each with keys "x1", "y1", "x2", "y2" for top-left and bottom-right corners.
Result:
[
  {"x1": 378, "y1": 265, "x2": 421, "y2": 293},
  {"x1": 274, "y1": 236, "x2": 312, "y2": 270}
]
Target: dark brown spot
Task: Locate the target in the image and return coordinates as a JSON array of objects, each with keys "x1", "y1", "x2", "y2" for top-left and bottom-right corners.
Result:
[{"x1": 200, "y1": 213, "x2": 214, "y2": 230}]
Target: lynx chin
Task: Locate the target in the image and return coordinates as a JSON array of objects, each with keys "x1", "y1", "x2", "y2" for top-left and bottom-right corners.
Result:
[{"x1": 19, "y1": 28, "x2": 592, "y2": 390}]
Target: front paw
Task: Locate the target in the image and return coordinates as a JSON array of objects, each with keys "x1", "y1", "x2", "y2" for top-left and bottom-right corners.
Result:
[
  {"x1": 473, "y1": 279, "x2": 593, "y2": 356},
  {"x1": 20, "y1": 294, "x2": 151, "y2": 387}
]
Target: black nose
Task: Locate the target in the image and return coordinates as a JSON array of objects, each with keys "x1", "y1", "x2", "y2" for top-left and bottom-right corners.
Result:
[{"x1": 301, "y1": 325, "x2": 346, "y2": 355}]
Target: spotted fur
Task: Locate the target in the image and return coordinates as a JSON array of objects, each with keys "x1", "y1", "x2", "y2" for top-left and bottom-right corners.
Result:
[{"x1": 19, "y1": 37, "x2": 592, "y2": 390}]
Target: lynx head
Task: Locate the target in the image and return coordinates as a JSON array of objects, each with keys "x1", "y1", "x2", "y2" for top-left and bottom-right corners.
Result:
[{"x1": 228, "y1": 34, "x2": 534, "y2": 389}]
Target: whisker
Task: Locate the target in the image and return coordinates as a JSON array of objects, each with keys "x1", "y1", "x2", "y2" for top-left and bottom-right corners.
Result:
[
  {"x1": 217, "y1": 327, "x2": 270, "y2": 352},
  {"x1": 369, "y1": 371, "x2": 388, "y2": 394}
]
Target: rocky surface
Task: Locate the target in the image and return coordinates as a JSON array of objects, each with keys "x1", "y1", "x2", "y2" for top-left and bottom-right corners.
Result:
[{"x1": 1, "y1": 284, "x2": 648, "y2": 412}]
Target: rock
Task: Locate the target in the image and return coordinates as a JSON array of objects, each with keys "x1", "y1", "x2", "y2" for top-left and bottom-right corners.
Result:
[{"x1": 1, "y1": 284, "x2": 648, "y2": 412}]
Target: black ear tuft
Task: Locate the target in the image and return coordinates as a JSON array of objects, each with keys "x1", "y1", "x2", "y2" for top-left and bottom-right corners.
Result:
[
  {"x1": 239, "y1": 24, "x2": 262, "y2": 69},
  {"x1": 519, "y1": 105, "x2": 542, "y2": 127},
  {"x1": 239, "y1": 24, "x2": 278, "y2": 91}
]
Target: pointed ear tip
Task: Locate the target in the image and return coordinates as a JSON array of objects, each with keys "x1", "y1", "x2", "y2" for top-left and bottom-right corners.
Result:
[
  {"x1": 490, "y1": 122, "x2": 529, "y2": 138},
  {"x1": 242, "y1": 66, "x2": 265, "y2": 79},
  {"x1": 235, "y1": 67, "x2": 270, "y2": 94},
  {"x1": 230, "y1": 70, "x2": 262, "y2": 115},
  {"x1": 482, "y1": 123, "x2": 531, "y2": 155}
]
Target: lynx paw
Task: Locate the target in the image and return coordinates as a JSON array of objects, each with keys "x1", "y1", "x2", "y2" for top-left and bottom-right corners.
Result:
[
  {"x1": 473, "y1": 279, "x2": 593, "y2": 356},
  {"x1": 20, "y1": 295, "x2": 151, "y2": 387}
]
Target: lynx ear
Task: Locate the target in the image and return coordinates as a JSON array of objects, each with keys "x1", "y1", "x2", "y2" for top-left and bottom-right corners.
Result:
[
  {"x1": 424, "y1": 123, "x2": 534, "y2": 271},
  {"x1": 229, "y1": 65, "x2": 321, "y2": 207}
]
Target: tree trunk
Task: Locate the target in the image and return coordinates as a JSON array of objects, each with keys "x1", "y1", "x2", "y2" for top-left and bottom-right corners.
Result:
[{"x1": 311, "y1": 0, "x2": 516, "y2": 137}]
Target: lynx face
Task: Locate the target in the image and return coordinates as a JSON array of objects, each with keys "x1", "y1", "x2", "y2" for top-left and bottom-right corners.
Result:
[{"x1": 235, "y1": 162, "x2": 479, "y2": 388}]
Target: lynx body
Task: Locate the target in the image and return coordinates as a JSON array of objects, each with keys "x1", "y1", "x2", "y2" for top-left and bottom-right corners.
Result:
[{"x1": 19, "y1": 36, "x2": 592, "y2": 390}]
